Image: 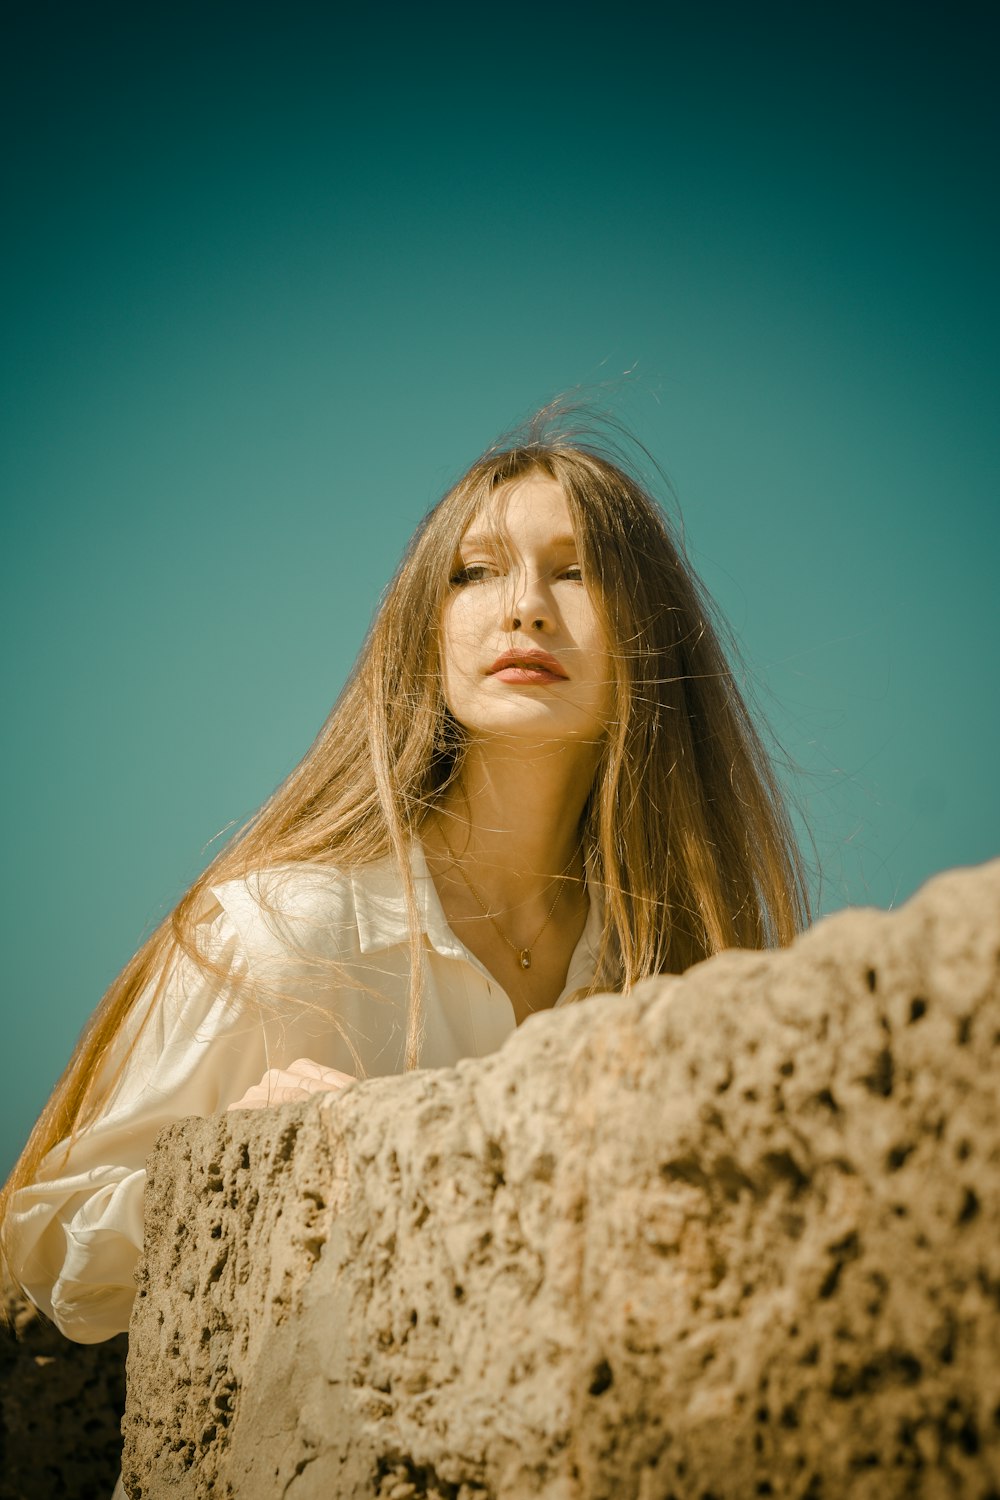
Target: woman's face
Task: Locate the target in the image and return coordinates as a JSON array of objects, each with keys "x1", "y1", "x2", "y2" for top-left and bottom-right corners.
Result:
[{"x1": 440, "y1": 474, "x2": 614, "y2": 745}]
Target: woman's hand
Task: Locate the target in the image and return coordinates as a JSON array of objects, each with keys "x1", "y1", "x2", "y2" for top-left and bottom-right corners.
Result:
[{"x1": 226, "y1": 1058, "x2": 356, "y2": 1111}]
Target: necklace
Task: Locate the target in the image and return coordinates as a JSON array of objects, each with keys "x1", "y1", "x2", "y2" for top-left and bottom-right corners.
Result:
[{"x1": 438, "y1": 829, "x2": 582, "y2": 971}]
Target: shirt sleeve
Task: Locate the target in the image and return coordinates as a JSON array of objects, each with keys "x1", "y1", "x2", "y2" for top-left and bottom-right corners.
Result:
[{"x1": 5, "y1": 892, "x2": 275, "y2": 1344}]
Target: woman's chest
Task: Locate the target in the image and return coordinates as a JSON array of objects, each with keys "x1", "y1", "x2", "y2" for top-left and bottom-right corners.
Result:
[{"x1": 442, "y1": 917, "x2": 584, "y2": 1026}]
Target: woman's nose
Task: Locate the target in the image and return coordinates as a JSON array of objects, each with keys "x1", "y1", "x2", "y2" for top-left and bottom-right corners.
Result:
[{"x1": 506, "y1": 567, "x2": 552, "y2": 633}]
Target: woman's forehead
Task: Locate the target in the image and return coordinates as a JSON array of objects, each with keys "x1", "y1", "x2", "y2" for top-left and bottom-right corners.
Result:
[{"x1": 460, "y1": 475, "x2": 576, "y2": 545}]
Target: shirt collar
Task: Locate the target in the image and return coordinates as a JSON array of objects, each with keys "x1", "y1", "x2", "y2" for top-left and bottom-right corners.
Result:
[
  {"x1": 350, "y1": 842, "x2": 465, "y2": 959},
  {"x1": 560, "y1": 865, "x2": 604, "y2": 998},
  {"x1": 350, "y1": 841, "x2": 603, "y2": 979}
]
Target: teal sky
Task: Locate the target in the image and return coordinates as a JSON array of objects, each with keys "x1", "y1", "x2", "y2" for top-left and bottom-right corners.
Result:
[{"x1": 2, "y1": 3, "x2": 997, "y2": 1175}]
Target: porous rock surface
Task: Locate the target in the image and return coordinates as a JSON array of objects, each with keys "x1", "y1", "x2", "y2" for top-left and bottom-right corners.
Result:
[{"x1": 124, "y1": 860, "x2": 1000, "y2": 1499}]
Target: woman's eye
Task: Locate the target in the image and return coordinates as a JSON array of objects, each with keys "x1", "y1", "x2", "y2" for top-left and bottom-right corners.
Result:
[
  {"x1": 450, "y1": 564, "x2": 494, "y2": 586},
  {"x1": 449, "y1": 561, "x2": 582, "y2": 585}
]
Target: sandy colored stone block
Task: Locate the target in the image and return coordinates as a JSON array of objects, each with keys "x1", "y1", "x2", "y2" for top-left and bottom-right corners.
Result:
[{"x1": 123, "y1": 860, "x2": 1000, "y2": 1498}]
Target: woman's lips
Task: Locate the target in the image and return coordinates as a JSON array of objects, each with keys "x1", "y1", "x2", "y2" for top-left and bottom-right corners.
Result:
[
  {"x1": 491, "y1": 665, "x2": 567, "y2": 685},
  {"x1": 487, "y1": 649, "x2": 568, "y2": 680}
]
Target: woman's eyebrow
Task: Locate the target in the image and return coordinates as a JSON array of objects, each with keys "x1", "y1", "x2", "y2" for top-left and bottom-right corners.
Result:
[{"x1": 459, "y1": 531, "x2": 579, "y2": 551}]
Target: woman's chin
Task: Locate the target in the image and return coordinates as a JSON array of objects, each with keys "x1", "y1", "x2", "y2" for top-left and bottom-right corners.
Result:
[{"x1": 459, "y1": 715, "x2": 605, "y2": 748}]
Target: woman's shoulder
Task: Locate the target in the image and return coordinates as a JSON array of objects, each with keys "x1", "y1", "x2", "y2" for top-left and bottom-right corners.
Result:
[{"x1": 199, "y1": 856, "x2": 399, "y2": 968}]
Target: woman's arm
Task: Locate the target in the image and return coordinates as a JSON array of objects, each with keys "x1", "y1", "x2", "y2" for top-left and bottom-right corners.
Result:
[{"x1": 6, "y1": 899, "x2": 281, "y2": 1341}]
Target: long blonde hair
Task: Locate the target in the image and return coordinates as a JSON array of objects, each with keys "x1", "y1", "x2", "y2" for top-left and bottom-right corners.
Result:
[{"x1": 0, "y1": 414, "x2": 810, "y2": 1289}]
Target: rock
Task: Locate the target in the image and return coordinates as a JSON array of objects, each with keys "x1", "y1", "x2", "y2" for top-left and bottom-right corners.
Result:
[
  {"x1": 123, "y1": 860, "x2": 1000, "y2": 1499},
  {"x1": 0, "y1": 1280, "x2": 127, "y2": 1500}
]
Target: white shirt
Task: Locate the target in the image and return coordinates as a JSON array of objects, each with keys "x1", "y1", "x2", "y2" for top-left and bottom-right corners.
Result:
[{"x1": 7, "y1": 843, "x2": 602, "y2": 1343}]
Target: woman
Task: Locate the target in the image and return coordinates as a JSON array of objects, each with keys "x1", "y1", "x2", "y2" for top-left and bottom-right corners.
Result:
[{"x1": 1, "y1": 414, "x2": 809, "y2": 1351}]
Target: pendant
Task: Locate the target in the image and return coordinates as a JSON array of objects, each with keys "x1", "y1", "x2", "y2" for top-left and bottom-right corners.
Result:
[{"x1": 520, "y1": 949, "x2": 531, "y2": 970}]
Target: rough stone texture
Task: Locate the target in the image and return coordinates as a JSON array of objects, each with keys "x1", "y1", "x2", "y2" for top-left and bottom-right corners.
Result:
[
  {"x1": 0, "y1": 1280, "x2": 127, "y2": 1499},
  {"x1": 124, "y1": 860, "x2": 1000, "y2": 1500}
]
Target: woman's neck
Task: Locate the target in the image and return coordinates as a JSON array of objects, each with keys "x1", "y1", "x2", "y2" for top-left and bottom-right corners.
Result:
[{"x1": 424, "y1": 734, "x2": 601, "y2": 907}]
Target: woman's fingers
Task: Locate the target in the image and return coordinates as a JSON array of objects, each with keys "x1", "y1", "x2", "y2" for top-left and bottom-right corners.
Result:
[
  {"x1": 227, "y1": 1084, "x2": 283, "y2": 1110},
  {"x1": 287, "y1": 1059, "x2": 356, "y2": 1091},
  {"x1": 226, "y1": 1060, "x2": 357, "y2": 1112}
]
